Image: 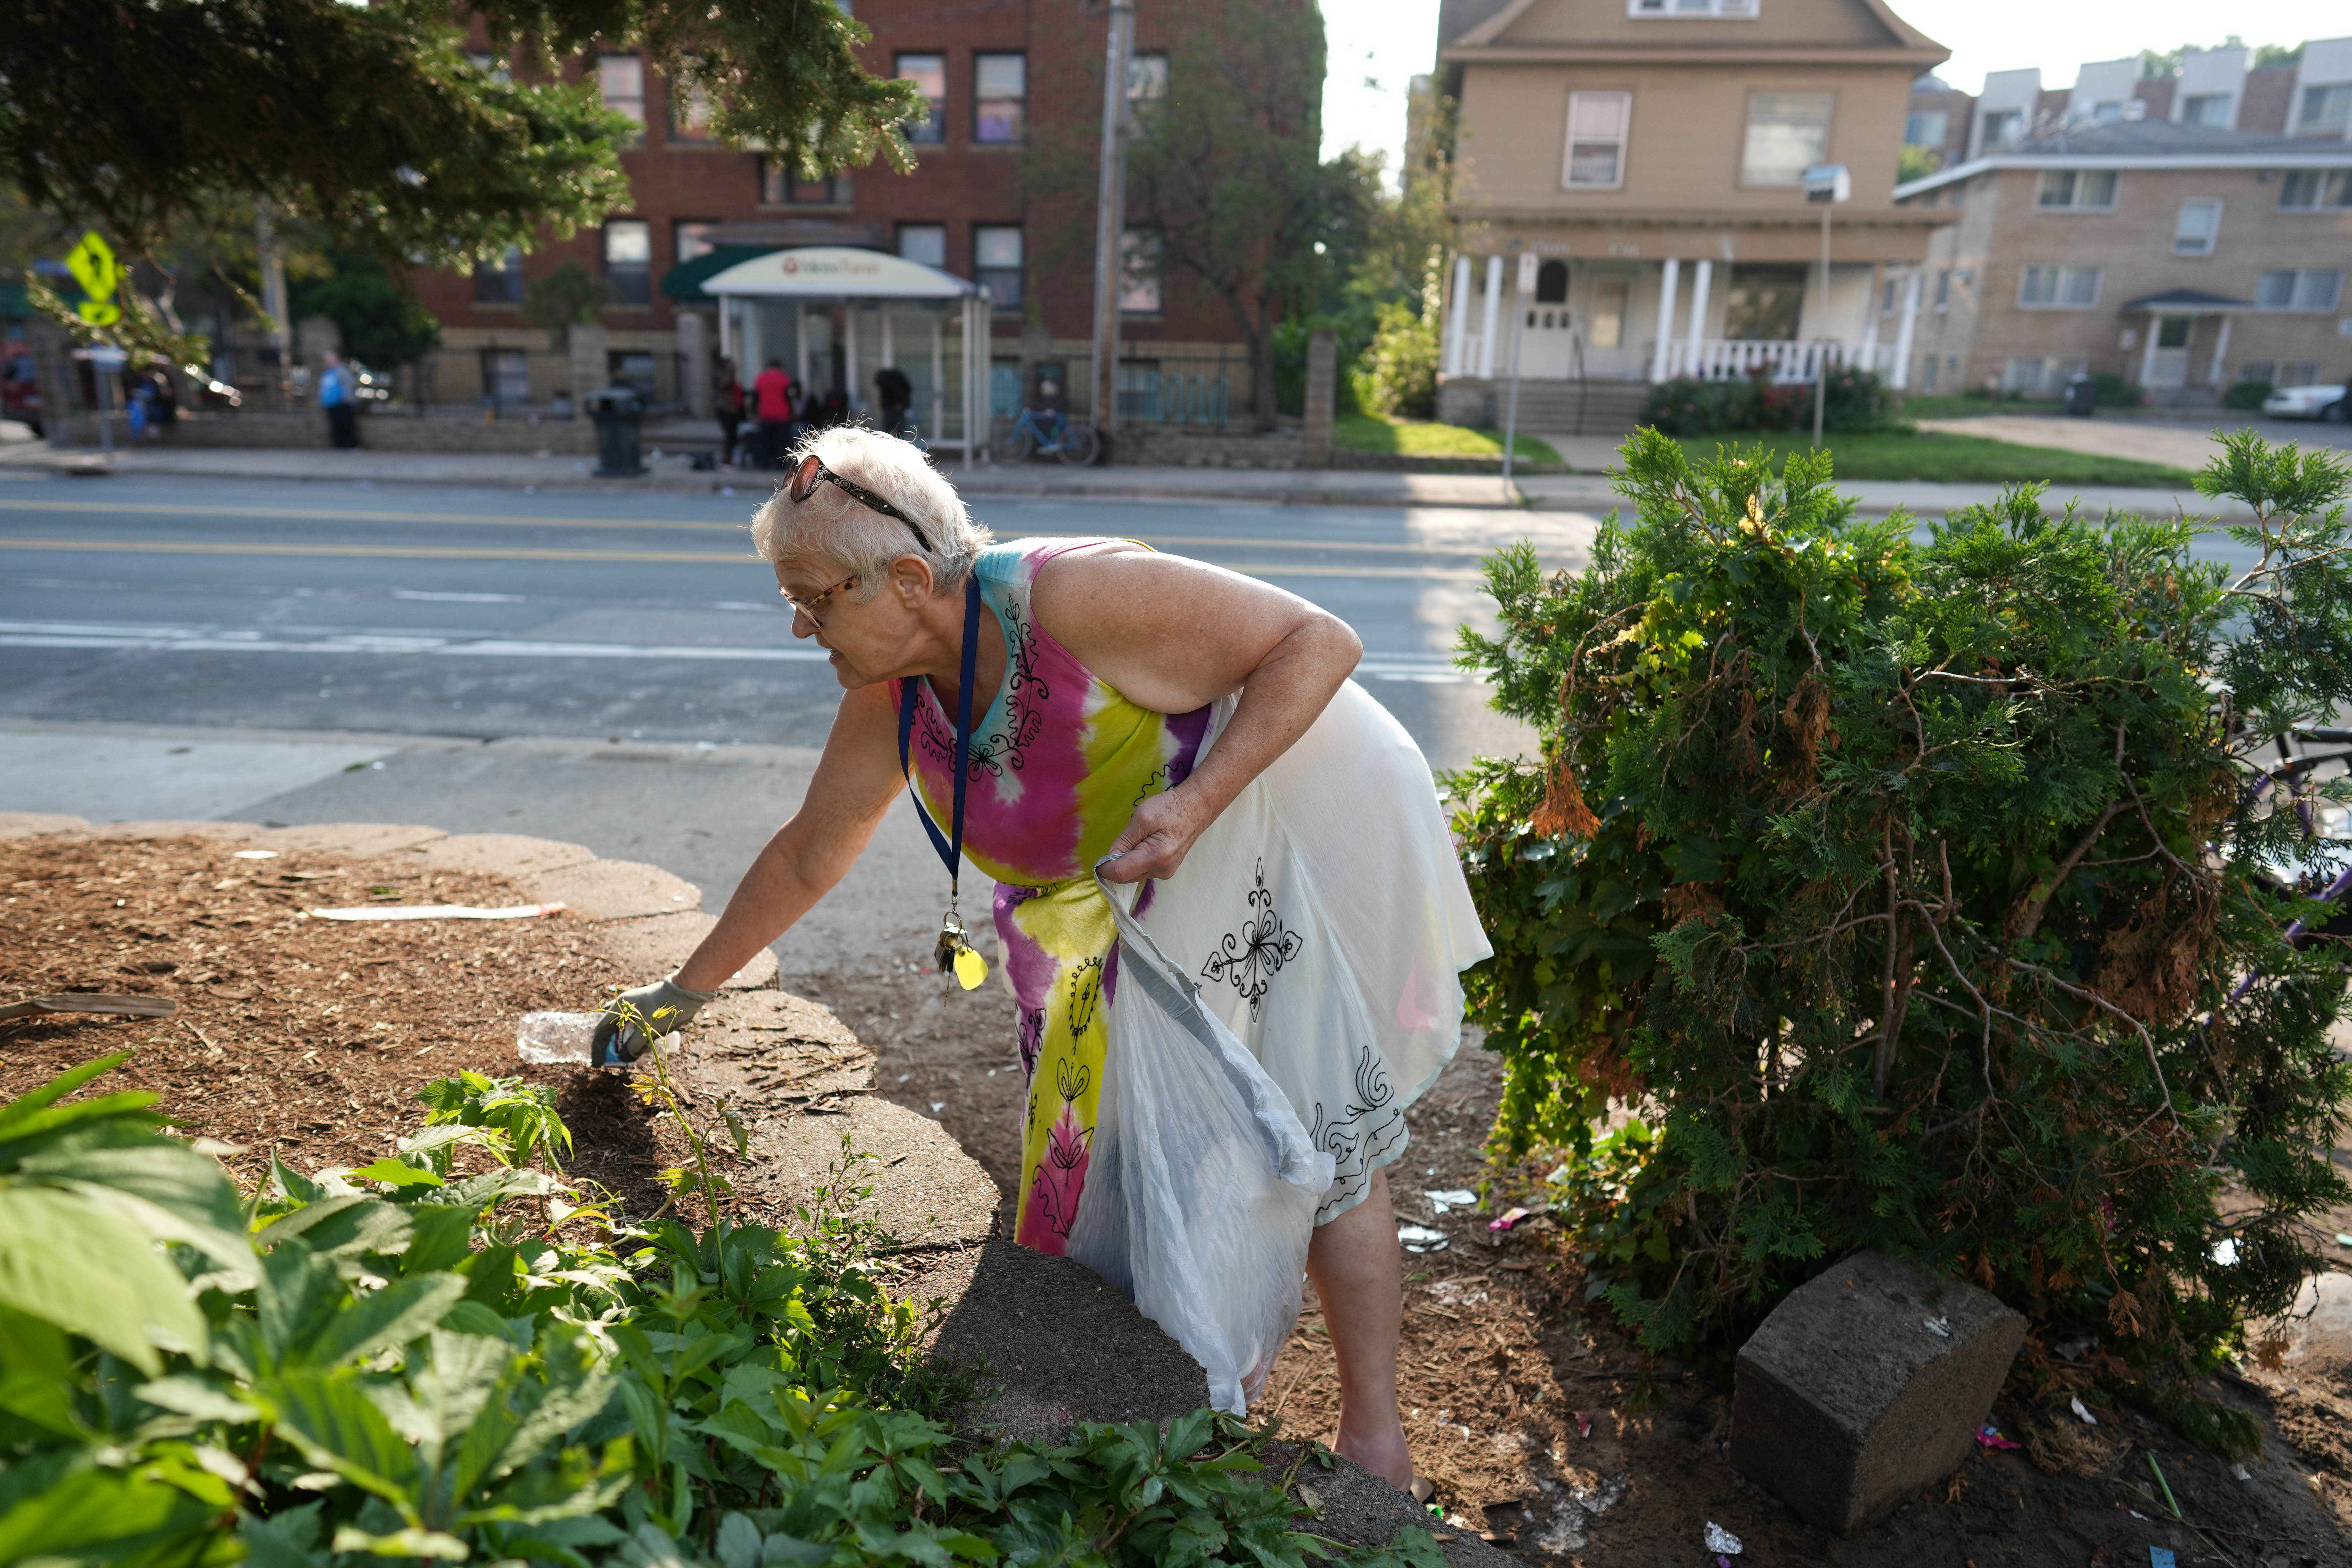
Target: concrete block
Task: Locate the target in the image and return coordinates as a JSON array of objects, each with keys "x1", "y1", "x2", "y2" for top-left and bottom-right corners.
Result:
[
  {"x1": 410, "y1": 832, "x2": 597, "y2": 878},
  {"x1": 1731, "y1": 1252, "x2": 2025, "y2": 1534},
  {"x1": 744, "y1": 1096, "x2": 995, "y2": 1250},
  {"x1": 253, "y1": 822, "x2": 448, "y2": 858},
  {"x1": 596, "y1": 911, "x2": 777, "y2": 990},
  {"x1": 0, "y1": 813, "x2": 89, "y2": 838},
  {"x1": 521, "y1": 857, "x2": 700, "y2": 921},
  {"x1": 66, "y1": 820, "x2": 262, "y2": 841},
  {"x1": 686, "y1": 991, "x2": 874, "y2": 1102},
  {"x1": 927, "y1": 1239, "x2": 1211, "y2": 1444}
]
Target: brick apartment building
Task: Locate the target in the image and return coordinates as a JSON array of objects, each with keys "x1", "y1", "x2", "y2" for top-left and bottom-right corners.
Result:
[
  {"x1": 1892, "y1": 38, "x2": 2352, "y2": 401},
  {"x1": 407, "y1": 0, "x2": 1261, "y2": 429}
]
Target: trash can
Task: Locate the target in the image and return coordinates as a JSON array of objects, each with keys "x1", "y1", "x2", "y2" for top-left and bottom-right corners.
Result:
[
  {"x1": 2063, "y1": 373, "x2": 2097, "y2": 419},
  {"x1": 585, "y1": 384, "x2": 647, "y2": 477}
]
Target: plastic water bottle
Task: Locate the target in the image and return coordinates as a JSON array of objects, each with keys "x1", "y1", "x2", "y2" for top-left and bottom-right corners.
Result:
[{"x1": 515, "y1": 1011, "x2": 598, "y2": 1064}]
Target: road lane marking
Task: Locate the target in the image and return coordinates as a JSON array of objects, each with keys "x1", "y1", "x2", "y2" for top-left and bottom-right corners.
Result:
[
  {"x1": 0, "y1": 498, "x2": 1534, "y2": 559},
  {"x1": 0, "y1": 537, "x2": 1488, "y2": 580},
  {"x1": 0, "y1": 618, "x2": 1472, "y2": 680}
]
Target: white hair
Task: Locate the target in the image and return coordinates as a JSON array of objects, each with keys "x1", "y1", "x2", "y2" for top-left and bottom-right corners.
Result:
[{"x1": 748, "y1": 426, "x2": 991, "y2": 599}]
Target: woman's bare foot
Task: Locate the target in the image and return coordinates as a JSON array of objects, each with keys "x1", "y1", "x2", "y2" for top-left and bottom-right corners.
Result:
[
  {"x1": 1307, "y1": 1167, "x2": 1416, "y2": 1493},
  {"x1": 1333, "y1": 1413, "x2": 1415, "y2": 1491}
]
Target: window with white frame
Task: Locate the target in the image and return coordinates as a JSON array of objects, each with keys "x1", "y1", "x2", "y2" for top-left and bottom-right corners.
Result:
[
  {"x1": 1628, "y1": 0, "x2": 1756, "y2": 15},
  {"x1": 2173, "y1": 198, "x2": 2221, "y2": 255},
  {"x1": 598, "y1": 55, "x2": 645, "y2": 138},
  {"x1": 1903, "y1": 109, "x2": 1946, "y2": 147},
  {"x1": 673, "y1": 221, "x2": 715, "y2": 265},
  {"x1": 2283, "y1": 360, "x2": 2322, "y2": 386},
  {"x1": 2003, "y1": 355, "x2": 2088, "y2": 393},
  {"x1": 1562, "y1": 92, "x2": 1631, "y2": 189},
  {"x1": 2298, "y1": 83, "x2": 2352, "y2": 136},
  {"x1": 2179, "y1": 93, "x2": 2231, "y2": 127},
  {"x1": 896, "y1": 54, "x2": 946, "y2": 144},
  {"x1": 2239, "y1": 360, "x2": 2278, "y2": 386},
  {"x1": 1741, "y1": 92, "x2": 1831, "y2": 188},
  {"x1": 896, "y1": 223, "x2": 947, "y2": 270},
  {"x1": 2036, "y1": 169, "x2": 2117, "y2": 209},
  {"x1": 1128, "y1": 52, "x2": 1169, "y2": 103},
  {"x1": 604, "y1": 221, "x2": 651, "y2": 307},
  {"x1": 2257, "y1": 269, "x2": 2346, "y2": 310},
  {"x1": 2280, "y1": 170, "x2": 2352, "y2": 210},
  {"x1": 2018, "y1": 265, "x2": 2100, "y2": 307},
  {"x1": 974, "y1": 53, "x2": 1026, "y2": 144},
  {"x1": 974, "y1": 225, "x2": 1024, "y2": 311},
  {"x1": 1979, "y1": 108, "x2": 2023, "y2": 149},
  {"x1": 1119, "y1": 230, "x2": 1162, "y2": 314}
]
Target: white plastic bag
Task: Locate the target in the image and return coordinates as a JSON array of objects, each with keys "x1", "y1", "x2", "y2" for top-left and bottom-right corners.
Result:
[{"x1": 1063, "y1": 864, "x2": 1336, "y2": 1414}]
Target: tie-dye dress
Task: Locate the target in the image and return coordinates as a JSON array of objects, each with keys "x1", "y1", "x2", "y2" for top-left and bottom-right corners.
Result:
[{"x1": 901, "y1": 538, "x2": 1490, "y2": 1255}]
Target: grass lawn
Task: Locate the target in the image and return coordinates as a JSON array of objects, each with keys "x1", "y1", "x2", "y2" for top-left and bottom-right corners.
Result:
[
  {"x1": 1673, "y1": 429, "x2": 2197, "y2": 487},
  {"x1": 1336, "y1": 411, "x2": 1561, "y2": 464}
]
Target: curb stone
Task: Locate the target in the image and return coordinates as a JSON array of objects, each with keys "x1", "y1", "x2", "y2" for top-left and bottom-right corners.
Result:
[
  {"x1": 409, "y1": 832, "x2": 600, "y2": 878},
  {"x1": 521, "y1": 856, "x2": 701, "y2": 921},
  {"x1": 597, "y1": 911, "x2": 776, "y2": 990},
  {"x1": 0, "y1": 813, "x2": 94, "y2": 839},
  {"x1": 254, "y1": 822, "x2": 448, "y2": 857}
]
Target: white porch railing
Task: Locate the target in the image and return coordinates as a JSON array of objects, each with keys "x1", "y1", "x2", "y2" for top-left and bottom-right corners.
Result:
[{"x1": 1658, "y1": 339, "x2": 1898, "y2": 383}]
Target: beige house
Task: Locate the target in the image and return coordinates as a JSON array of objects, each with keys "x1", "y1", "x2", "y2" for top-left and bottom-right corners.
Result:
[
  {"x1": 1892, "y1": 41, "x2": 2352, "y2": 402},
  {"x1": 1430, "y1": 0, "x2": 1951, "y2": 422}
]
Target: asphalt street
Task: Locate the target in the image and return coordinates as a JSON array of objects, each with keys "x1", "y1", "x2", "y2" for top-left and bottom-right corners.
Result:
[{"x1": 0, "y1": 469, "x2": 1587, "y2": 974}]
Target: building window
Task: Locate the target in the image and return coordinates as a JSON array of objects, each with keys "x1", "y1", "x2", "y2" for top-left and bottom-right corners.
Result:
[
  {"x1": 975, "y1": 225, "x2": 1023, "y2": 311},
  {"x1": 1627, "y1": 0, "x2": 1757, "y2": 15},
  {"x1": 481, "y1": 347, "x2": 529, "y2": 404},
  {"x1": 897, "y1": 223, "x2": 947, "y2": 270},
  {"x1": 2003, "y1": 355, "x2": 2088, "y2": 394},
  {"x1": 598, "y1": 54, "x2": 645, "y2": 139},
  {"x1": 1563, "y1": 91, "x2": 1632, "y2": 189},
  {"x1": 975, "y1": 53, "x2": 1026, "y2": 145},
  {"x1": 897, "y1": 53, "x2": 946, "y2": 144},
  {"x1": 605, "y1": 220, "x2": 651, "y2": 307},
  {"x1": 2257, "y1": 269, "x2": 2346, "y2": 311},
  {"x1": 2239, "y1": 360, "x2": 2278, "y2": 386},
  {"x1": 2017, "y1": 265, "x2": 2100, "y2": 307},
  {"x1": 2297, "y1": 83, "x2": 2352, "y2": 136},
  {"x1": 760, "y1": 160, "x2": 849, "y2": 205},
  {"x1": 669, "y1": 79, "x2": 714, "y2": 142},
  {"x1": 1741, "y1": 92, "x2": 1832, "y2": 188},
  {"x1": 2179, "y1": 93, "x2": 2231, "y2": 127},
  {"x1": 673, "y1": 221, "x2": 716, "y2": 265},
  {"x1": 1118, "y1": 229, "x2": 1163, "y2": 314},
  {"x1": 1129, "y1": 52, "x2": 1169, "y2": 103},
  {"x1": 1723, "y1": 264, "x2": 1808, "y2": 339},
  {"x1": 472, "y1": 246, "x2": 523, "y2": 304},
  {"x1": 2283, "y1": 360, "x2": 2322, "y2": 386},
  {"x1": 608, "y1": 351, "x2": 657, "y2": 400},
  {"x1": 2173, "y1": 198, "x2": 2222, "y2": 255},
  {"x1": 1979, "y1": 108, "x2": 2023, "y2": 149},
  {"x1": 2036, "y1": 169, "x2": 2117, "y2": 209},
  {"x1": 1933, "y1": 269, "x2": 1951, "y2": 309},
  {"x1": 465, "y1": 51, "x2": 511, "y2": 85},
  {"x1": 1535, "y1": 260, "x2": 1569, "y2": 304},
  {"x1": 2280, "y1": 170, "x2": 2352, "y2": 210},
  {"x1": 1903, "y1": 109, "x2": 1946, "y2": 147}
]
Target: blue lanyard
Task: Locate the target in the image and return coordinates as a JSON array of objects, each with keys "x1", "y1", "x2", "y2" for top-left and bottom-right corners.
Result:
[{"x1": 896, "y1": 573, "x2": 983, "y2": 898}]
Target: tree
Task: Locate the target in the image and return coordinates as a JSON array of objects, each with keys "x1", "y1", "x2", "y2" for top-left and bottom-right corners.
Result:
[
  {"x1": 1120, "y1": 0, "x2": 1359, "y2": 431},
  {"x1": 289, "y1": 250, "x2": 442, "y2": 378},
  {"x1": 1452, "y1": 432, "x2": 2352, "y2": 1407},
  {"x1": 522, "y1": 260, "x2": 604, "y2": 350}
]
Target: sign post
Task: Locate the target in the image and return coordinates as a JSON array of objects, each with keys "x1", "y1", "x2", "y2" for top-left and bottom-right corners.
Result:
[
  {"x1": 1802, "y1": 164, "x2": 1851, "y2": 451},
  {"x1": 64, "y1": 231, "x2": 124, "y2": 454},
  {"x1": 1502, "y1": 250, "x2": 1536, "y2": 483}
]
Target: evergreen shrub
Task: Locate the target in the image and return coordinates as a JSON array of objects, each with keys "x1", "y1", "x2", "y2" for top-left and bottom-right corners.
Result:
[
  {"x1": 1450, "y1": 430, "x2": 2352, "y2": 1380},
  {"x1": 1349, "y1": 298, "x2": 1439, "y2": 420},
  {"x1": 1640, "y1": 365, "x2": 1900, "y2": 437},
  {"x1": 2224, "y1": 379, "x2": 2275, "y2": 411}
]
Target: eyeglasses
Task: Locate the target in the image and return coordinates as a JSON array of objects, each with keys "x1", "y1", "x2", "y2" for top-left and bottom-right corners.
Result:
[
  {"x1": 781, "y1": 572, "x2": 859, "y2": 629},
  {"x1": 788, "y1": 454, "x2": 935, "y2": 554}
]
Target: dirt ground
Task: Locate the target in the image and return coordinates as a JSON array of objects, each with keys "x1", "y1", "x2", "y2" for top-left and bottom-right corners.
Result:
[{"x1": 9, "y1": 835, "x2": 2350, "y2": 1566}]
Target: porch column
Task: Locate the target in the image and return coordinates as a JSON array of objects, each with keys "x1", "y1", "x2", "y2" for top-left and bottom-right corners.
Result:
[
  {"x1": 844, "y1": 307, "x2": 861, "y2": 408},
  {"x1": 1859, "y1": 261, "x2": 1883, "y2": 365},
  {"x1": 930, "y1": 312, "x2": 946, "y2": 443},
  {"x1": 1685, "y1": 259, "x2": 1713, "y2": 363},
  {"x1": 1477, "y1": 255, "x2": 1504, "y2": 379},
  {"x1": 2137, "y1": 315, "x2": 2160, "y2": 388},
  {"x1": 1442, "y1": 255, "x2": 1472, "y2": 377},
  {"x1": 1649, "y1": 258, "x2": 1682, "y2": 382},
  {"x1": 794, "y1": 303, "x2": 810, "y2": 392},
  {"x1": 2206, "y1": 313, "x2": 2233, "y2": 388},
  {"x1": 1889, "y1": 270, "x2": 1922, "y2": 390}
]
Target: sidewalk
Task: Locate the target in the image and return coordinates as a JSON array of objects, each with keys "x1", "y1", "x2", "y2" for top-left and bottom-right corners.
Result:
[
  {"x1": 1516, "y1": 470, "x2": 2257, "y2": 520},
  {"x1": 0, "y1": 438, "x2": 1526, "y2": 509}
]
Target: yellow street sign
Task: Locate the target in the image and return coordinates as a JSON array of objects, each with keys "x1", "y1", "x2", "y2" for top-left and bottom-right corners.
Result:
[
  {"x1": 65, "y1": 230, "x2": 120, "y2": 304},
  {"x1": 76, "y1": 300, "x2": 122, "y2": 326}
]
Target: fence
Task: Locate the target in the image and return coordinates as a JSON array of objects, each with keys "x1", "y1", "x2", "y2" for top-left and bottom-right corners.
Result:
[{"x1": 1657, "y1": 339, "x2": 1899, "y2": 384}]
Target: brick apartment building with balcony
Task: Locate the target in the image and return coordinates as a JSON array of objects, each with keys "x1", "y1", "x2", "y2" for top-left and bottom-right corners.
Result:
[{"x1": 407, "y1": 0, "x2": 1262, "y2": 429}]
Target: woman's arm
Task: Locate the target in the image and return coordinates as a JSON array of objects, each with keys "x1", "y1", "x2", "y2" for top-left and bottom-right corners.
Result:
[
  {"x1": 1032, "y1": 548, "x2": 1361, "y2": 883},
  {"x1": 673, "y1": 681, "x2": 906, "y2": 989}
]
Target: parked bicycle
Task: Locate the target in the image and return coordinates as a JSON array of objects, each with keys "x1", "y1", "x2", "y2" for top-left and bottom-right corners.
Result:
[{"x1": 1003, "y1": 403, "x2": 1099, "y2": 466}]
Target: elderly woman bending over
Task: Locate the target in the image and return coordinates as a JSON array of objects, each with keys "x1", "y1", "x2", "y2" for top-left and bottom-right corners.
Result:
[{"x1": 596, "y1": 428, "x2": 1488, "y2": 1490}]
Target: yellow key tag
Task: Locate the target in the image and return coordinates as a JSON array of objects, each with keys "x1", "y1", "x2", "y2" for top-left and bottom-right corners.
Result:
[{"x1": 953, "y1": 946, "x2": 988, "y2": 991}]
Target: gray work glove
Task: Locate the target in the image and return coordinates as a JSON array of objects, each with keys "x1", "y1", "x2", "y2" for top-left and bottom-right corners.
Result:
[{"x1": 591, "y1": 973, "x2": 720, "y2": 1066}]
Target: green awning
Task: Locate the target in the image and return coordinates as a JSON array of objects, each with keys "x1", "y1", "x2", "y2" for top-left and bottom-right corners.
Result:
[{"x1": 660, "y1": 246, "x2": 776, "y2": 302}]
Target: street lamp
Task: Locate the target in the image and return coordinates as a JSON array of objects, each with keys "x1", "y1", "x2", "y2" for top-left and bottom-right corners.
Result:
[{"x1": 1803, "y1": 162, "x2": 1849, "y2": 450}]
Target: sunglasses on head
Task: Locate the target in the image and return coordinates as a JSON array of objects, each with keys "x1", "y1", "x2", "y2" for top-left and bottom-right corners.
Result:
[{"x1": 788, "y1": 454, "x2": 934, "y2": 555}]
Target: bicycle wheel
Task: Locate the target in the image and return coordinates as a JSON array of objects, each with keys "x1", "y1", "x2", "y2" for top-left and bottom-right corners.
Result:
[
  {"x1": 1006, "y1": 422, "x2": 1039, "y2": 462},
  {"x1": 1057, "y1": 422, "x2": 1101, "y2": 467}
]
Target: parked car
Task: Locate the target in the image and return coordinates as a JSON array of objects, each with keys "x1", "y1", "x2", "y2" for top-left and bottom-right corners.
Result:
[
  {"x1": 348, "y1": 361, "x2": 394, "y2": 403},
  {"x1": 2263, "y1": 381, "x2": 2349, "y2": 422}
]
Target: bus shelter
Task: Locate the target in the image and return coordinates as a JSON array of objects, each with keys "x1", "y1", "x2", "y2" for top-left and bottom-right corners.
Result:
[{"x1": 701, "y1": 247, "x2": 985, "y2": 460}]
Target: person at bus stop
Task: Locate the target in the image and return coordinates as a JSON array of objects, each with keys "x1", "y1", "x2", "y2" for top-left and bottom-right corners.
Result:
[
  {"x1": 874, "y1": 364, "x2": 912, "y2": 438},
  {"x1": 318, "y1": 351, "x2": 358, "y2": 449},
  {"x1": 715, "y1": 358, "x2": 746, "y2": 468},
  {"x1": 589, "y1": 427, "x2": 1489, "y2": 1498},
  {"x1": 750, "y1": 358, "x2": 795, "y2": 469}
]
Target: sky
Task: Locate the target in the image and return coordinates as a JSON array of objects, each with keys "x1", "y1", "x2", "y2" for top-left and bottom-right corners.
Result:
[{"x1": 1319, "y1": 0, "x2": 2352, "y2": 178}]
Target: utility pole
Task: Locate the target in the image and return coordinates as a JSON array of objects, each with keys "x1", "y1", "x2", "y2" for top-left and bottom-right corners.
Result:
[
  {"x1": 1502, "y1": 250, "x2": 1534, "y2": 482},
  {"x1": 255, "y1": 197, "x2": 292, "y2": 411},
  {"x1": 1087, "y1": 0, "x2": 1135, "y2": 451},
  {"x1": 1802, "y1": 163, "x2": 1849, "y2": 451}
]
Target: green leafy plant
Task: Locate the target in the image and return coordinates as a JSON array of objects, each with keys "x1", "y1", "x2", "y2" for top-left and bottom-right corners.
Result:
[
  {"x1": 523, "y1": 260, "x2": 606, "y2": 351},
  {"x1": 1348, "y1": 299, "x2": 1440, "y2": 420},
  {"x1": 2224, "y1": 379, "x2": 2275, "y2": 411},
  {"x1": 0, "y1": 1054, "x2": 1443, "y2": 1566},
  {"x1": 1642, "y1": 365, "x2": 1901, "y2": 437},
  {"x1": 1450, "y1": 430, "x2": 2352, "y2": 1385}
]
